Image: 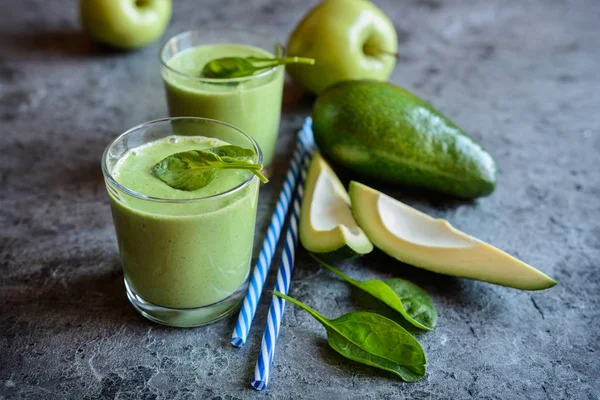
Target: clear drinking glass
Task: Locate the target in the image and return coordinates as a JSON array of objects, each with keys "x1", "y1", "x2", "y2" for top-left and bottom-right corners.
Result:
[
  {"x1": 101, "y1": 117, "x2": 262, "y2": 327},
  {"x1": 160, "y1": 28, "x2": 285, "y2": 168}
]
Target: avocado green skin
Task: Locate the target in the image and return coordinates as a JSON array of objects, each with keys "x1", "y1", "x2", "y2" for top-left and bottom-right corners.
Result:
[
  {"x1": 312, "y1": 80, "x2": 498, "y2": 198},
  {"x1": 309, "y1": 245, "x2": 363, "y2": 264}
]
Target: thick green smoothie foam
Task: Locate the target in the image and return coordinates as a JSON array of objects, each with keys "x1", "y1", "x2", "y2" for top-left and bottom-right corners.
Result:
[
  {"x1": 109, "y1": 136, "x2": 259, "y2": 309},
  {"x1": 162, "y1": 44, "x2": 284, "y2": 166}
]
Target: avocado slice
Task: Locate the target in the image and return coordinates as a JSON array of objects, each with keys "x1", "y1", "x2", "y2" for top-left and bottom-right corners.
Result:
[
  {"x1": 349, "y1": 181, "x2": 556, "y2": 290},
  {"x1": 299, "y1": 153, "x2": 373, "y2": 261},
  {"x1": 312, "y1": 80, "x2": 497, "y2": 198}
]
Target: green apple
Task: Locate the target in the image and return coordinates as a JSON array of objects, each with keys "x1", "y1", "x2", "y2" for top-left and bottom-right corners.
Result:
[
  {"x1": 286, "y1": 0, "x2": 398, "y2": 94},
  {"x1": 80, "y1": 0, "x2": 172, "y2": 50}
]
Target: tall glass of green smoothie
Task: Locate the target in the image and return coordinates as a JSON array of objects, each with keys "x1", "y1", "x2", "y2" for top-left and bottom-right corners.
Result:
[
  {"x1": 160, "y1": 28, "x2": 285, "y2": 168},
  {"x1": 101, "y1": 117, "x2": 262, "y2": 327}
]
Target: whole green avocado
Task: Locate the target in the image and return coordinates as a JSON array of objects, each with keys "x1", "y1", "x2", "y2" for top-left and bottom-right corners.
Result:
[{"x1": 312, "y1": 80, "x2": 497, "y2": 198}]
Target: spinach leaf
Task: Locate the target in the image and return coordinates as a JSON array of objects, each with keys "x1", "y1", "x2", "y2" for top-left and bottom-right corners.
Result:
[
  {"x1": 205, "y1": 145, "x2": 255, "y2": 160},
  {"x1": 152, "y1": 145, "x2": 268, "y2": 191},
  {"x1": 384, "y1": 278, "x2": 438, "y2": 329},
  {"x1": 311, "y1": 254, "x2": 437, "y2": 330},
  {"x1": 201, "y1": 56, "x2": 315, "y2": 79},
  {"x1": 274, "y1": 290, "x2": 426, "y2": 382}
]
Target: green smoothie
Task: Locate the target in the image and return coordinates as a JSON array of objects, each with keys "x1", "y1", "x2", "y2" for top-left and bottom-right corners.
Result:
[
  {"x1": 108, "y1": 135, "x2": 259, "y2": 310},
  {"x1": 162, "y1": 44, "x2": 285, "y2": 166}
]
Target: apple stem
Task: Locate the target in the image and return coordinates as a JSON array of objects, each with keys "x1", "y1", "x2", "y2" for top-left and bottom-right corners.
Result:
[{"x1": 363, "y1": 46, "x2": 400, "y2": 59}]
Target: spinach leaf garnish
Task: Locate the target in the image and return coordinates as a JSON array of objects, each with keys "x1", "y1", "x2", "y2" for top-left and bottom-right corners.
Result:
[
  {"x1": 274, "y1": 291, "x2": 426, "y2": 382},
  {"x1": 311, "y1": 254, "x2": 438, "y2": 330}
]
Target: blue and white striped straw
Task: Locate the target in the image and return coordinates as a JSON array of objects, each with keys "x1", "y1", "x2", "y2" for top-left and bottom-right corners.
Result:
[
  {"x1": 251, "y1": 120, "x2": 314, "y2": 391},
  {"x1": 231, "y1": 119, "x2": 313, "y2": 347}
]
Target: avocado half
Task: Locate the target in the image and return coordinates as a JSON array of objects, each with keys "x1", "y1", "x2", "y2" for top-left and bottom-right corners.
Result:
[
  {"x1": 299, "y1": 153, "x2": 373, "y2": 261},
  {"x1": 312, "y1": 80, "x2": 498, "y2": 198},
  {"x1": 349, "y1": 181, "x2": 556, "y2": 290}
]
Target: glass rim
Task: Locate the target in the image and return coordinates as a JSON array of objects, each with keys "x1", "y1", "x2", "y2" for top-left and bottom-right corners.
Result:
[
  {"x1": 160, "y1": 28, "x2": 285, "y2": 84},
  {"x1": 101, "y1": 117, "x2": 263, "y2": 204}
]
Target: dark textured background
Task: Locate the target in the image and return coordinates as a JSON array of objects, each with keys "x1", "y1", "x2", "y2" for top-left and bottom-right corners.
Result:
[{"x1": 1, "y1": 0, "x2": 599, "y2": 399}]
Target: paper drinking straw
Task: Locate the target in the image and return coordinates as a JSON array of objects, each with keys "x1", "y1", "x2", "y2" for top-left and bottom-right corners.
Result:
[
  {"x1": 251, "y1": 155, "x2": 309, "y2": 390},
  {"x1": 230, "y1": 119, "x2": 314, "y2": 347},
  {"x1": 251, "y1": 121, "x2": 314, "y2": 390}
]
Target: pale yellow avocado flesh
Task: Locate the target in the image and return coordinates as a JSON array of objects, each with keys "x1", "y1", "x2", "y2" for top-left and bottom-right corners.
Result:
[
  {"x1": 349, "y1": 181, "x2": 556, "y2": 290},
  {"x1": 299, "y1": 153, "x2": 373, "y2": 259}
]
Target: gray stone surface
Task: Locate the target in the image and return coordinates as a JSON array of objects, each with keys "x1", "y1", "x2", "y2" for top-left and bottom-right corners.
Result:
[{"x1": 1, "y1": 0, "x2": 599, "y2": 398}]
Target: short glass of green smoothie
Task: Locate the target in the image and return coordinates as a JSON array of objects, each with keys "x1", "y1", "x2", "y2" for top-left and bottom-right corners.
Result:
[
  {"x1": 101, "y1": 117, "x2": 262, "y2": 327},
  {"x1": 160, "y1": 28, "x2": 285, "y2": 168}
]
